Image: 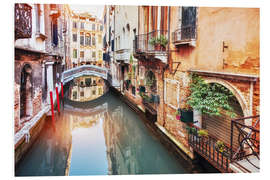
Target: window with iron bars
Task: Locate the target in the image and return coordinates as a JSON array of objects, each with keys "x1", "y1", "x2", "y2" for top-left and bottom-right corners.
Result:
[{"x1": 73, "y1": 34, "x2": 77, "y2": 42}]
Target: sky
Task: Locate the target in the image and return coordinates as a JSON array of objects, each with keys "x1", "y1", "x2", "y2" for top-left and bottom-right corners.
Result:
[{"x1": 69, "y1": 4, "x2": 104, "y2": 20}]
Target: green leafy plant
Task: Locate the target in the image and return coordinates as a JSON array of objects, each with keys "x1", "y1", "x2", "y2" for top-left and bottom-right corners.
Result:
[
  {"x1": 130, "y1": 54, "x2": 133, "y2": 64},
  {"x1": 187, "y1": 73, "x2": 237, "y2": 118},
  {"x1": 198, "y1": 129, "x2": 208, "y2": 137},
  {"x1": 160, "y1": 35, "x2": 168, "y2": 48},
  {"x1": 186, "y1": 126, "x2": 197, "y2": 135},
  {"x1": 149, "y1": 37, "x2": 158, "y2": 46}
]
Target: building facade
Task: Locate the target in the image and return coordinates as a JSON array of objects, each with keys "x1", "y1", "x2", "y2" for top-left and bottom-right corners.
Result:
[
  {"x1": 14, "y1": 3, "x2": 67, "y2": 164},
  {"x1": 68, "y1": 9, "x2": 103, "y2": 68}
]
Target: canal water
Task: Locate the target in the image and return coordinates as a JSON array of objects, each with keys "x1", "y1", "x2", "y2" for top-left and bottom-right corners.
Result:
[{"x1": 15, "y1": 76, "x2": 216, "y2": 176}]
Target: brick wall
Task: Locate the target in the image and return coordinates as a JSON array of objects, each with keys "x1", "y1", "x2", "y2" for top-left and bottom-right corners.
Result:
[
  {"x1": 14, "y1": 83, "x2": 21, "y2": 133},
  {"x1": 32, "y1": 87, "x2": 42, "y2": 117}
]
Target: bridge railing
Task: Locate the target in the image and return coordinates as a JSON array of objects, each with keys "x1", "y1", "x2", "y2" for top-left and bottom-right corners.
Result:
[{"x1": 62, "y1": 65, "x2": 108, "y2": 83}]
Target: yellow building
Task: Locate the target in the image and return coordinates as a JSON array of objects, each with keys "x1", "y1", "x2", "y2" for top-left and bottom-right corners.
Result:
[{"x1": 68, "y1": 8, "x2": 104, "y2": 68}]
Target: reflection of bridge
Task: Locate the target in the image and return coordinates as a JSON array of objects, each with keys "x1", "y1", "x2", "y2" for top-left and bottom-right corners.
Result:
[
  {"x1": 62, "y1": 65, "x2": 108, "y2": 85},
  {"x1": 64, "y1": 103, "x2": 108, "y2": 116}
]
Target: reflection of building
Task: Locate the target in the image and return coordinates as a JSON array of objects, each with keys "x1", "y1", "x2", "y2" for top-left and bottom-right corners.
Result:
[
  {"x1": 103, "y1": 106, "x2": 149, "y2": 174},
  {"x1": 69, "y1": 75, "x2": 107, "y2": 102}
]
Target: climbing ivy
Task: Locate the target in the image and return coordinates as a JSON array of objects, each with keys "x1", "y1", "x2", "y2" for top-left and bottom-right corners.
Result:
[{"x1": 187, "y1": 73, "x2": 236, "y2": 118}]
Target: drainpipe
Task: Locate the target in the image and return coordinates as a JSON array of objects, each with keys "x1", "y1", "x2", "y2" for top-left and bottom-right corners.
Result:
[
  {"x1": 162, "y1": 7, "x2": 171, "y2": 127},
  {"x1": 168, "y1": 7, "x2": 171, "y2": 73}
]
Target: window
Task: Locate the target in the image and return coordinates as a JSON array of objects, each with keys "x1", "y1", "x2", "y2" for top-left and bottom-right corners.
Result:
[
  {"x1": 164, "y1": 79, "x2": 180, "y2": 110},
  {"x1": 73, "y1": 21, "x2": 77, "y2": 28},
  {"x1": 73, "y1": 49, "x2": 77, "y2": 58},
  {"x1": 81, "y1": 22, "x2": 84, "y2": 29},
  {"x1": 98, "y1": 35, "x2": 102, "y2": 44},
  {"x1": 92, "y1": 36, "x2": 96, "y2": 46},
  {"x1": 52, "y1": 19, "x2": 58, "y2": 46},
  {"x1": 92, "y1": 51, "x2": 96, "y2": 59},
  {"x1": 100, "y1": 25, "x2": 103, "y2": 31},
  {"x1": 92, "y1": 24, "x2": 95, "y2": 31},
  {"x1": 80, "y1": 32, "x2": 84, "y2": 45},
  {"x1": 35, "y1": 4, "x2": 41, "y2": 33},
  {"x1": 80, "y1": 51, "x2": 84, "y2": 58},
  {"x1": 98, "y1": 88, "x2": 102, "y2": 95},
  {"x1": 80, "y1": 91, "x2": 84, "y2": 97},
  {"x1": 92, "y1": 90, "x2": 96, "y2": 95},
  {"x1": 85, "y1": 34, "x2": 91, "y2": 46},
  {"x1": 98, "y1": 50, "x2": 102, "y2": 60},
  {"x1": 72, "y1": 34, "x2": 77, "y2": 42},
  {"x1": 73, "y1": 91, "x2": 77, "y2": 99},
  {"x1": 179, "y1": 7, "x2": 197, "y2": 40}
]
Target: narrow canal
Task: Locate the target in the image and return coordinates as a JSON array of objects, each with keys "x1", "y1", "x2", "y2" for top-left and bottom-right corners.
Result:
[{"x1": 15, "y1": 76, "x2": 217, "y2": 176}]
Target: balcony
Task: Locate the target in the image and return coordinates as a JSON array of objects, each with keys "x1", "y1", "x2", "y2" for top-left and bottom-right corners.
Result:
[
  {"x1": 188, "y1": 125, "x2": 232, "y2": 172},
  {"x1": 15, "y1": 4, "x2": 32, "y2": 40},
  {"x1": 115, "y1": 49, "x2": 131, "y2": 64},
  {"x1": 134, "y1": 30, "x2": 169, "y2": 64},
  {"x1": 230, "y1": 115, "x2": 260, "y2": 173},
  {"x1": 50, "y1": 5, "x2": 60, "y2": 17},
  {"x1": 188, "y1": 115, "x2": 260, "y2": 173},
  {"x1": 172, "y1": 25, "x2": 196, "y2": 46}
]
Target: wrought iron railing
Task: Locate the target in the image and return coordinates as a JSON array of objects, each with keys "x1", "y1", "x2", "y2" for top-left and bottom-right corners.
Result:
[
  {"x1": 15, "y1": 3, "x2": 32, "y2": 40},
  {"x1": 172, "y1": 25, "x2": 196, "y2": 44},
  {"x1": 230, "y1": 115, "x2": 260, "y2": 169},
  {"x1": 134, "y1": 30, "x2": 169, "y2": 54},
  {"x1": 188, "y1": 125, "x2": 232, "y2": 172}
]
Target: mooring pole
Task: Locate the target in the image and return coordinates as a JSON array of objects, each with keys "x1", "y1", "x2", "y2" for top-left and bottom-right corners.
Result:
[
  {"x1": 56, "y1": 86, "x2": 60, "y2": 113},
  {"x1": 50, "y1": 91, "x2": 54, "y2": 122},
  {"x1": 61, "y1": 82, "x2": 64, "y2": 98}
]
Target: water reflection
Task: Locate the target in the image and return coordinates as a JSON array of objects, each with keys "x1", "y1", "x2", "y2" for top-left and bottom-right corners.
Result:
[
  {"x1": 16, "y1": 91, "x2": 197, "y2": 176},
  {"x1": 68, "y1": 75, "x2": 108, "y2": 102},
  {"x1": 15, "y1": 113, "x2": 72, "y2": 176}
]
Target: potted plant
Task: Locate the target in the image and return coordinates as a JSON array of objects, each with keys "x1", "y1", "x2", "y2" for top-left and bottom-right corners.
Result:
[
  {"x1": 151, "y1": 94, "x2": 160, "y2": 104},
  {"x1": 180, "y1": 106, "x2": 194, "y2": 123},
  {"x1": 142, "y1": 94, "x2": 151, "y2": 104},
  {"x1": 215, "y1": 140, "x2": 226, "y2": 153},
  {"x1": 149, "y1": 37, "x2": 159, "y2": 49},
  {"x1": 175, "y1": 108, "x2": 181, "y2": 120},
  {"x1": 198, "y1": 129, "x2": 209, "y2": 144},
  {"x1": 198, "y1": 129, "x2": 208, "y2": 137},
  {"x1": 186, "y1": 126, "x2": 197, "y2": 135},
  {"x1": 160, "y1": 35, "x2": 168, "y2": 51}
]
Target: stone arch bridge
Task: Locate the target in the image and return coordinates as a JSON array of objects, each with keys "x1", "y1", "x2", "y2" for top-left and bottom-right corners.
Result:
[{"x1": 61, "y1": 65, "x2": 108, "y2": 85}]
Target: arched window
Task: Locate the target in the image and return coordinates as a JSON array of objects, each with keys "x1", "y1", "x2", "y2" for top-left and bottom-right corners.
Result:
[{"x1": 20, "y1": 64, "x2": 33, "y2": 118}]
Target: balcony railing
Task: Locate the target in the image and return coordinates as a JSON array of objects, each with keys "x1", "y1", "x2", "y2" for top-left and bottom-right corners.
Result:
[
  {"x1": 134, "y1": 30, "x2": 169, "y2": 54},
  {"x1": 115, "y1": 49, "x2": 131, "y2": 63},
  {"x1": 15, "y1": 3, "x2": 32, "y2": 40},
  {"x1": 172, "y1": 25, "x2": 196, "y2": 45},
  {"x1": 188, "y1": 125, "x2": 232, "y2": 172},
  {"x1": 230, "y1": 115, "x2": 260, "y2": 171}
]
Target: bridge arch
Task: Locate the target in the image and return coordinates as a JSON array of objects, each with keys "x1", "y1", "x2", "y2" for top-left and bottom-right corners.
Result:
[
  {"x1": 62, "y1": 65, "x2": 108, "y2": 85},
  {"x1": 203, "y1": 77, "x2": 250, "y2": 125}
]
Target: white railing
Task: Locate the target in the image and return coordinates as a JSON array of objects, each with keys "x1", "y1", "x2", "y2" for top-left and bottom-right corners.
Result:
[{"x1": 62, "y1": 65, "x2": 108, "y2": 84}]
